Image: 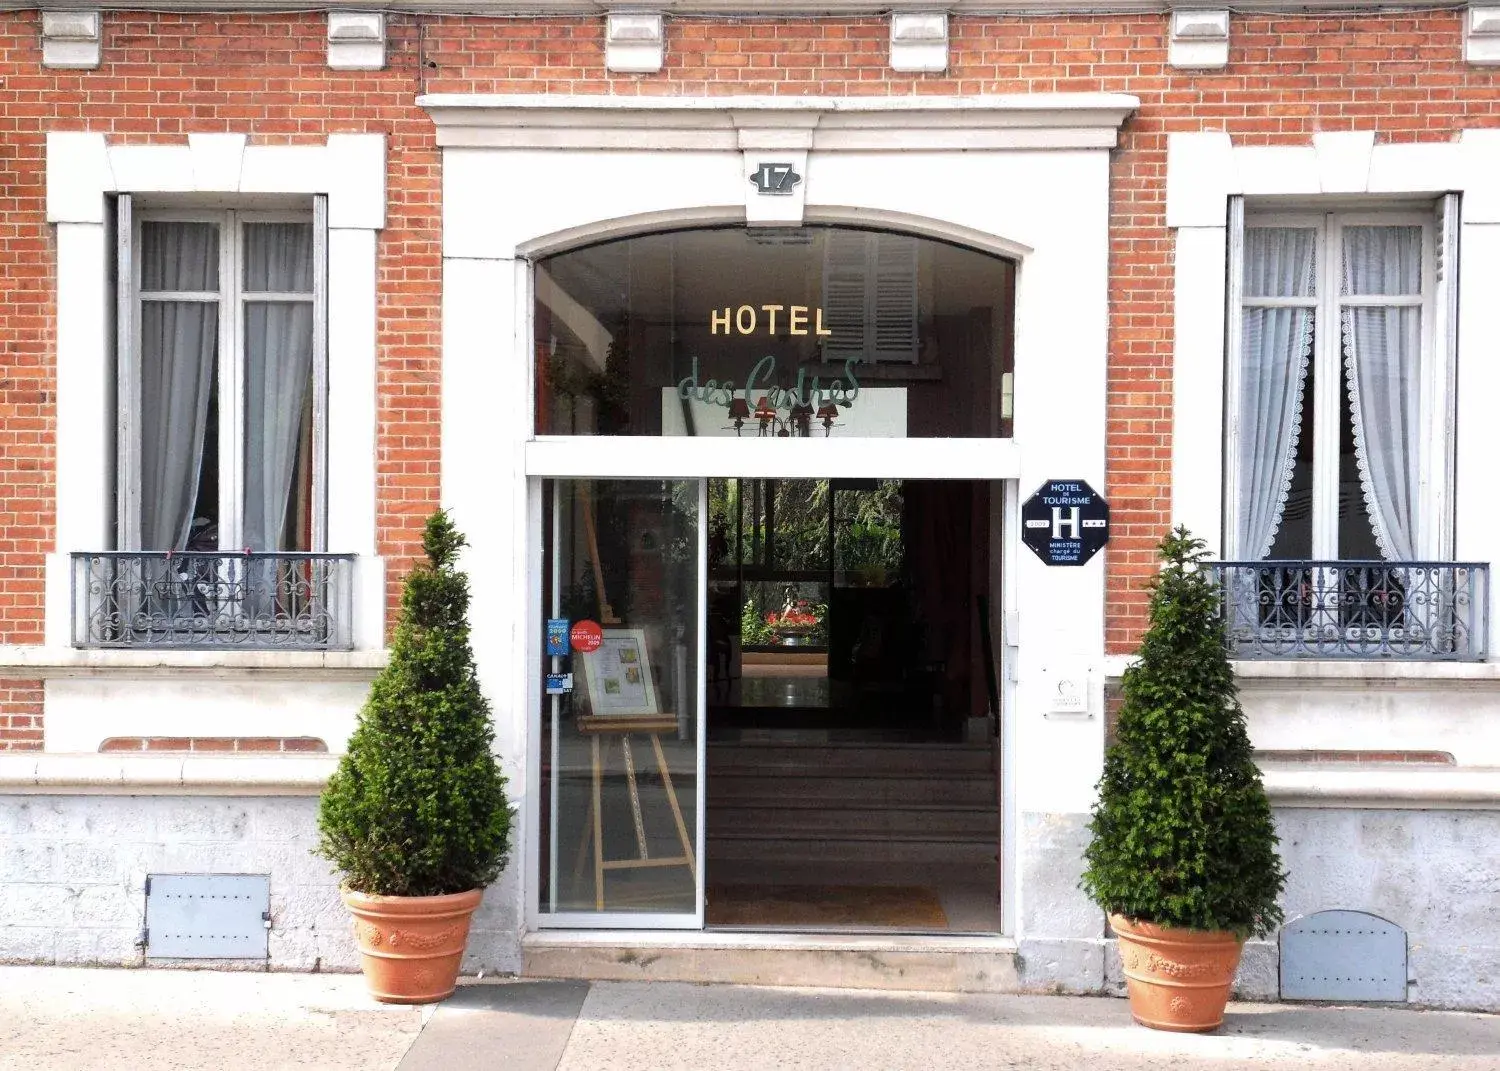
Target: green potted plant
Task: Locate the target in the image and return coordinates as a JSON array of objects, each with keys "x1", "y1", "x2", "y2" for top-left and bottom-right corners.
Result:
[
  {"x1": 1081, "y1": 526, "x2": 1285, "y2": 1032},
  {"x1": 318, "y1": 511, "x2": 513, "y2": 1004}
]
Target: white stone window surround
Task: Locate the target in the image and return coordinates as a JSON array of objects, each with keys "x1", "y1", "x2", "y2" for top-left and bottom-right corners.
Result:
[
  {"x1": 43, "y1": 132, "x2": 388, "y2": 658},
  {"x1": 1168, "y1": 130, "x2": 1500, "y2": 660},
  {"x1": 1229, "y1": 205, "x2": 1447, "y2": 560}
]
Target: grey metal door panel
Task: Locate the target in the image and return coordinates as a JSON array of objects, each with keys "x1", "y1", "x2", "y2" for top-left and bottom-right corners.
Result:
[
  {"x1": 145, "y1": 874, "x2": 270, "y2": 960},
  {"x1": 1280, "y1": 909, "x2": 1407, "y2": 1002}
]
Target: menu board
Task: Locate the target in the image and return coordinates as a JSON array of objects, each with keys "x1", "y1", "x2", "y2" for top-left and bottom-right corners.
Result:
[{"x1": 580, "y1": 627, "x2": 659, "y2": 718}]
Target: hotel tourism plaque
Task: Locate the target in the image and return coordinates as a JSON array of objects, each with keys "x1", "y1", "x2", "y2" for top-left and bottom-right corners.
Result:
[{"x1": 1022, "y1": 479, "x2": 1110, "y2": 566}]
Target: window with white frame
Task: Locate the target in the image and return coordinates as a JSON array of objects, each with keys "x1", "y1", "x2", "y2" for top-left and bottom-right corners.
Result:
[
  {"x1": 1225, "y1": 199, "x2": 1458, "y2": 565},
  {"x1": 116, "y1": 197, "x2": 328, "y2": 554}
]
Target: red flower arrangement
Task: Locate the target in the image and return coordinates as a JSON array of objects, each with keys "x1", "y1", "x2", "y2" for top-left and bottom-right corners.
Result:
[{"x1": 766, "y1": 599, "x2": 821, "y2": 633}]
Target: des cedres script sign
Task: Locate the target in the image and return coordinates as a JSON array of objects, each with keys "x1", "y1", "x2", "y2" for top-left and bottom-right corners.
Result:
[{"x1": 1022, "y1": 480, "x2": 1110, "y2": 566}]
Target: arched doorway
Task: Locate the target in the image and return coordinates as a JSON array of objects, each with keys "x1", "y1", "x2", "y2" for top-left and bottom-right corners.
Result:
[{"x1": 532, "y1": 224, "x2": 1015, "y2": 932}]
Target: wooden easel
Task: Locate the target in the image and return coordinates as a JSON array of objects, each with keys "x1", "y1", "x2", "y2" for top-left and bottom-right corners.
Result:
[
  {"x1": 570, "y1": 484, "x2": 695, "y2": 910},
  {"x1": 574, "y1": 714, "x2": 697, "y2": 910},
  {"x1": 577, "y1": 486, "x2": 620, "y2": 626}
]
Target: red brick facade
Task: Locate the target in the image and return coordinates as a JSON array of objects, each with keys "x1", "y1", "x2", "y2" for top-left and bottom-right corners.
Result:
[
  {"x1": 97, "y1": 736, "x2": 328, "y2": 752},
  {"x1": 1, "y1": 8, "x2": 1496, "y2": 745},
  {"x1": 0, "y1": 680, "x2": 44, "y2": 750}
]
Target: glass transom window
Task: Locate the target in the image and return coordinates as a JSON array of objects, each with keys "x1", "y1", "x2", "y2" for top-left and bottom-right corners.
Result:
[{"x1": 534, "y1": 227, "x2": 1015, "y2": 439}]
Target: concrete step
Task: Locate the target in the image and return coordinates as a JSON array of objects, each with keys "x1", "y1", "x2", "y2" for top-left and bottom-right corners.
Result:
[
  {"x1": 523, "y1": 932, "x2": 1020, "y2": 992},
  {"x1": 709, "y1": 772, "x2": 997, "y2": 808}
]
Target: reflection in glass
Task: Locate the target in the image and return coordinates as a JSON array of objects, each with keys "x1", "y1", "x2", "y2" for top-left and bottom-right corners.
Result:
[
  {"x1": 539, "y1": 479, "x2": 701, "y2": 917},
  {"x1": 535, "y1": 227, "x2": 1015, "y2": 439}
]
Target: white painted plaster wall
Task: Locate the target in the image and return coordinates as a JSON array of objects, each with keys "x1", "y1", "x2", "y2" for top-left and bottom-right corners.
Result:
[
  {"x1": 43, "y1": 679, "x2": 368, "y2": 754},
  {"x1": 1243, "y1": 681, "x2": 1500, "y2": 766}
]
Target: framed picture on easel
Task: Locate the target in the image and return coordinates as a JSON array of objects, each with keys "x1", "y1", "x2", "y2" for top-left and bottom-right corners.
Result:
[{"x1": 579, "y1": 627, "x2": 659, "y2": 718}]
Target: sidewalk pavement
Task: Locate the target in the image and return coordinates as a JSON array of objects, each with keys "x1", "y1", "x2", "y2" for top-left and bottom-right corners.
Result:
[{"x1": 2, "y1": 967, "x2": 1498, "y2": 1071}]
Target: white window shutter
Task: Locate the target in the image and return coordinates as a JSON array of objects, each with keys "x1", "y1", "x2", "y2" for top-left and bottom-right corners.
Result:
[
  {"x1": 1430, "y1": 192, "x2": 1461, "y2": 558},
  {"x1": 1220, "y1": 195, "x2": 1246, "y2": 558},
  {"x1": 820, "y1": 231, "x2": 920, "y2": 364},
  {"x1": 115, "y1": 192, "x2": 140, "y2": 551},
  {"x1": 312, "y1": 194, "x2": 329, "y2": 552},
  {"x1": 872, "y1": 233, "x2": 919, "y2": 363},
  {"x1": 820, "y1": 230, "x2": 870, "y2": 364}
]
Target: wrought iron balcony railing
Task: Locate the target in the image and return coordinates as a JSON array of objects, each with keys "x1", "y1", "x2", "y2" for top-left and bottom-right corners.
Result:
[
  {"x1": 1206, "y1": 561, "x2": 1489, "y2": 662},
  {"x1": 72, "y1": 552, "x2": 356, "y2": 650}
]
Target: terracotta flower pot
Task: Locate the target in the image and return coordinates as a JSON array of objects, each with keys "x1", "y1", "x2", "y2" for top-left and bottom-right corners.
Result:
[
  {"x1": 342, "y1": 887, "x2": 483, "y2": 1004},
  {"x1": 1110, "y1": 914, "x2": 1244, "y2": 1032}
]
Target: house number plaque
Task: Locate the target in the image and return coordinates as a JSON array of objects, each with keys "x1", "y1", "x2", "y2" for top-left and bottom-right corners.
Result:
[{"x1": 749, "y1": 162, "x2": 802, "y2": 196}]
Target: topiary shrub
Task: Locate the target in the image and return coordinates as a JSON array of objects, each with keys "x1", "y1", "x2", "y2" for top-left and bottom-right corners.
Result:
[
  {"x1": 318, "y1": 511, "x2": 513, "y2": 897},
  {"x1": 1081, "y1": 526, "x2": 1286, "y2": 938}
]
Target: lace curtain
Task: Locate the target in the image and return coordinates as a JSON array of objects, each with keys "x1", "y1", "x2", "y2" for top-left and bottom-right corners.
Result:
[
  {"x1": 242, "y1": 222, "x2": 315, "y2": 553},
  {"x1": 139, "y1": 222, "x2": 218, "y2": 552},
  {"x1": 1236, "y1": 228, "x2": 1317, "y2": 560},
  {"x1": 1342, "y1": 226, "x2": 1423, "y2": 562},
  {"x1": 138, "y1": 220, "x2": 314, "y2": 554}
]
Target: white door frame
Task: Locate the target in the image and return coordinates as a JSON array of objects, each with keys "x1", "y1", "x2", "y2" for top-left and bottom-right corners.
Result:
[
  {"x1": 434, "y1": 98, "x2": 1124, "y2": 947},
  {"x1": 526, "y1": 464, "x2": 1022, "y2": 932},
  {"x1": 520, "y1": 223, "x2": 1023, "y2": 930}
]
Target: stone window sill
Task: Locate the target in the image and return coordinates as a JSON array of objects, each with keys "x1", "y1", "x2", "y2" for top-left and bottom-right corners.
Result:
[
  {"x1": 1260, "y1": 764, "x2": 1500, "y2": 809},
  {"x1": 2, "y1": 755, "x2": 1495, "y2": 808},
  {"x1": 0, "y1": 645, "x2": 387, "y2": 681},
  {"x1": 0, "y1": 752, "x2": 338, "y2": 795},
  {"x1": 1104, "y1": 655, "x2": 1500, "y2": 685}
]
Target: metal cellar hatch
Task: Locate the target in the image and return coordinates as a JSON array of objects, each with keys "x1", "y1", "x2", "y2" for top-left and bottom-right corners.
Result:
[
  {"x1": 1280, "y1": 910, "x2": 1408, "y2": 1002},
  {"x1": 144, "y1": 874, "x2": 271, "y2": 960}
]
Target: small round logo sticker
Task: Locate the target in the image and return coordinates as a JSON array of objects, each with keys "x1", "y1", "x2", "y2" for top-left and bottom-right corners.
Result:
[{"x1": 570, "y1": 620, "x2": 603, "y2": 653}]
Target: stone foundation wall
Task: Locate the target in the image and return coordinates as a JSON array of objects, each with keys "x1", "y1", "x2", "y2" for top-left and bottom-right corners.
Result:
[
  {"x1": 4, "y1": 794, "x2": 1495, "y2": 1010},
  {"x1": 0, "y1": 794, "x2": 521, "y2": 975},
  {"x1": 1273, "y1": 808, "x2": 1500, "y2": 1011},
  {"x1": 1017, "y1": 807, "x2": 1500, "y2": 1012}
]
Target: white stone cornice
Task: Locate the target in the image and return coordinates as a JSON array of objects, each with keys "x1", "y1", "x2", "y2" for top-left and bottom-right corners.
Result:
[
  {"x1": 890, "y1": 11, "x2": 949, "y2": 74},
  {"x1": 1168, "y1": 8, "x2": 1229, "y2": 70},
  {"x1": 40, "y1": 9, "x2": 101, "y2": 69},
  {"x1": 419, "y1": 93, "x2": 1140, "y2": 151},
  {"x1": 327, "y1": 10, "x2": 387, "y2": 71},
  {"x1": 0, "y1": 0, "x2": 1479, "y2": 14},
  {"x1": 605, "y1": 10, "x2": 665, "y2": 73}
]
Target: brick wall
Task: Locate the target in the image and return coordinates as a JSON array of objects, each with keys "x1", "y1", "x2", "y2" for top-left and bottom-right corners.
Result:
[
  {"x1": 0, "y1": 10, "x2": 1495, "y2": 727},
  {"x1": 0, "y1": 680, "x2": 44, "y2": 750},
  {"x1": 97, "y1": 736, "x2": 328, "y2": 753}
]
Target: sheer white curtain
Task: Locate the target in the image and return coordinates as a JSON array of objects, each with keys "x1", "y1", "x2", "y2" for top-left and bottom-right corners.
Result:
[
  {"x1": 1342, "y1": 226, "x2": 1423, "y2": 562},
  {"x1": 1237, "y1": 228, "x2": 1316, "y2": 560},
  {"x1": 243, "y1": 222, "x2": 315, "y2": 553},
  {"x1": 139, "y1": 222, "x2": 218, "y2": 551}
]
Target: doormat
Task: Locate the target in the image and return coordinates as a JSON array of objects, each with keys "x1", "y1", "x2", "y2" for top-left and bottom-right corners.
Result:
[{"x1": 706, "y1": 884, "x2": 949, "y2": 929}]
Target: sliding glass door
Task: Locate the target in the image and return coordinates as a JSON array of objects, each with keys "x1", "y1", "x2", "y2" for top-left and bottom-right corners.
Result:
[
  {"x1": 526, "y1": 223, "x2": 1021, "y2": 929},
  {"x1": 536, "y1": 478, "x2": 705, "y2": 927}
]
